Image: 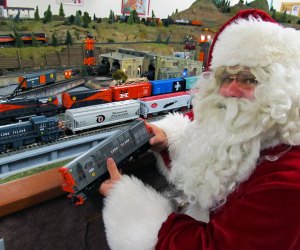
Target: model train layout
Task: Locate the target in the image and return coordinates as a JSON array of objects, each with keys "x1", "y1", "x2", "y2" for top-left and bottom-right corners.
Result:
[
  {"x1": 59, "y1": 119, "x2": 153, "y2": 204},
  {"x1": 0, "y1": 70, "x2": 199, "y2": 153}
]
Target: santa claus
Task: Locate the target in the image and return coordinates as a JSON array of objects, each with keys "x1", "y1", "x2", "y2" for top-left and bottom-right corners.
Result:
[{"x1": 99, "y1": 9, "x2": 300, "y2": 250}]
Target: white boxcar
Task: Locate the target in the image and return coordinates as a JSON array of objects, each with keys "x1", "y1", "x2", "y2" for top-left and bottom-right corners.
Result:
[
  {"x1": 65, "y1": 100, "x2": 140, "y2": 133},
  {"x1": 139, "y1": 91, "x2": 192, "y2": 118}
]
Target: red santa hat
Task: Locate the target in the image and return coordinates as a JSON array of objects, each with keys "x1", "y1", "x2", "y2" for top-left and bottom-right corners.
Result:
[{"x1": 206, "y1": 9, "x2": 300, "y2": 71}]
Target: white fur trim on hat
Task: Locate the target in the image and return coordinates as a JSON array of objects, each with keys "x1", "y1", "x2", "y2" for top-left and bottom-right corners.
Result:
[
  {"x1": 103, "y1": 175, "x2": 173, "y2": 250},
  {"x1": 211, "y1": 18, "x2": 300, "y2": 69}
]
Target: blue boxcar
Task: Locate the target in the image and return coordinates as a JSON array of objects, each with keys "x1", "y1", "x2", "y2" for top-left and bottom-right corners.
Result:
[
  {"x1": 185, "y1": 75, "x2": 200, "y2": 90},
  {"x1": 150, "y1": 78, "x2": 186, "y2": 95},
  {"x1": 19, "y1": 70, "x2": 57, "y2": 90}
]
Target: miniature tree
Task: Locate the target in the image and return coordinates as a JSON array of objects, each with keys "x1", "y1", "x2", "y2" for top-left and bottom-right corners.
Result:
[
  {"x1": 127, "y1": 12, "x2": 134, "y2": 24},
  {"x1": 51, "y1": 34, "x2": 58, "y2": 46},
  {"x1": 109, "y1": 10, "x2": 115, "y2": 23},
  {"x1": 32, "y1": 35, "x2": 40, "y2": 47},
  {"x1": 43, "y1": 5, "x2": 53, "y2": 23},
  {"x1": 34, "y1": 6, "x2": 40, "y2": 21},
  {"x1": 65, "y1": 30, "x2": 73, "y2": 46},
  {"x1": 68, "y1": 15, "x2": 75, "y2": 24},
  {"x1": 59, "y1": 3, "x2": 65, "y2": 17},
  {"x1": 150, "y1": 10, "x2": 156, "y2": 26},
  {"x1": 156, "y1": 33, "x2": 162, "y2": 43},
  {"x1": 112, "y1": 69, "x2": 128, "y2": 82},
  {"x1": 74, "y1": 11, "x2": 82, "y2": 26},
  {"x1": 82, "y1": 11, "x2": 91, "y2": 27},
  {"x1": 280, "y1": 10, "x2": 287, "y2": 23},
  {"x1": 165, "y1": 34, "x2": 171, "y2": 44},
  {"x1": 13, "y1": 28, "x2": 24, "y2": 47},
  {"x1": 14, "y1": 10, "x2": 20, "y2": 22},
  {"x1": 132, "y1": 10, "x2": 140, "y2": 23}
]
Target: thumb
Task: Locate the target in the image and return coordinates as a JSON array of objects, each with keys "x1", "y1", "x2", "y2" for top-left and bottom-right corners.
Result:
[{"x1": 107, "y1": 158, "x2": 121, "y2": 181}]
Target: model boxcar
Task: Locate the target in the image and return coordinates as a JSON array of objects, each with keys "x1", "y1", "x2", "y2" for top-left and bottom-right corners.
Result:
[
  {"x1": 139, "y1": 91, "x2": 192, "y2": 118},
  {"x1": 62, "y1": 88, "x2": 112, "y2": 109},
  {"x1": 110, "y1": 82, "x2": 152, "y2": 101},
  {"x1": 19, "y1": 70, "x2": 56, "y2": 90},
  {"x1": 0, "y1": 115, "x2": 61, "y2": 152},
  {"x1": 185, "y1": 75, "x2": 200, "y2": 90},
  {"x1": 0, "y1": 96, "x2": 59, "y2": 125},
  {"x1": 59, "y1": 119, "x2": 153, "y2": 204},
  {"x1": 150, "y1": 77, "x2": 186, "y2": 95},
  {"x1": 64, "y1": 99, "x2": 140, "y2": 133}
]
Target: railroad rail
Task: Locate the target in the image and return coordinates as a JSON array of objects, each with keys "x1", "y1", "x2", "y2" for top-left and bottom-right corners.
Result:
[
  {"x1": 12, "y1": 77, "x2": 87, "y2": 98},
  {"x1": 0, "y1": 115, "x2": 164, "y2": 178}
]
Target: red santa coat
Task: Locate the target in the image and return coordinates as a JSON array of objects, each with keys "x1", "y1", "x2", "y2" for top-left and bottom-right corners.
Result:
[
  {"x1": 102, "y1": 112, "x2": 300, "y2": 250},
  {"x1": 156, "y1": 144, "x2": 300, "y2": 250}
]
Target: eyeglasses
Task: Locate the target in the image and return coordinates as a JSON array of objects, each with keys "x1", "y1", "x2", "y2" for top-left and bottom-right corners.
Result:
[{"x1": 215, "y1": 67, "x2": 259, "y2": 86}]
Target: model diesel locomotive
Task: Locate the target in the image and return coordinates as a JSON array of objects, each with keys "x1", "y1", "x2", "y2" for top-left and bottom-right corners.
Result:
[
  {"x1": 59, "y1": 119, "x2": 153, "y2": 205},
  {"x1": 0, "y1": 96, "x2": 59, "y2": 125},
  {"x1": 0, "y1": 115, "x2": 61, "y2": 152}
]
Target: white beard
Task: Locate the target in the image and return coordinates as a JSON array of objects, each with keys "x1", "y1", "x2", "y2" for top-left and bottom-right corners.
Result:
[{"x1": 169, "y1": 94, "x2": 268, "y2": 210}]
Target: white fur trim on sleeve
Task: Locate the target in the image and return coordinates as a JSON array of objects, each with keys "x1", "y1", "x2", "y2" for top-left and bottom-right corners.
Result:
[
  {"x1": 103, "y1": 175, "x2": 173, "y2": 250},
  {"x1": 151, "y1": 112, "x2": 191, "y2": 179}
]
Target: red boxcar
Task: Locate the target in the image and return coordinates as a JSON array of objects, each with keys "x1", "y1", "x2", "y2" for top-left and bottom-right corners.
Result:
[
  {"x1": 62, "y1": 88, "x2": 112, "y2": 109},
  {"x1": 110, "y1": 82, "x2": 152, "y2": 102}
]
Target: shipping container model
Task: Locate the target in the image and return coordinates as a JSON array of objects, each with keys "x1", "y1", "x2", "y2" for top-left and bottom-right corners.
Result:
[
  {"x1": 62, "y1": 88, "x2": 112, "y2": 109},
  {"x1": 19, "y1": 70, "x2": 57, "y2": 90},
  {"x1": 185, "y1": 75, "x2": 200, "y2": 90},
  {"x1": 110, "y1": 82, "x2": 152, "y2": 101},
  {"x1": 64, "y1": 99, "x2": 140, "y2": 133},
  {"x1": 150, "y1": 78, "x2": 186, "y2": 95},
  {"x1": 139, "y1": 91, "x2": 192, "y2": 118}
]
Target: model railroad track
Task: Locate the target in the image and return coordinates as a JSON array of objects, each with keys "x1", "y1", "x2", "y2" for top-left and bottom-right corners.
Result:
[
  {"x1": 0, "y1": 115, "x2": 164, "y2": 157},
  {"x1": 6, "y1": 77, "x2": 87, "y2": 99}
]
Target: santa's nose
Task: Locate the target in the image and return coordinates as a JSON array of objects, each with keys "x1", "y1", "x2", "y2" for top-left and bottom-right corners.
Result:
[{"x1": 219, "y1": 80, "x2": 245, "y2": 98}]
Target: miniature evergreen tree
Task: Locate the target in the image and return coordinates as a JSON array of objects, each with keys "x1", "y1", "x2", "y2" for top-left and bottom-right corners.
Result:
[
  {"x1": 280, "y1": 10, "x2": 287, "y2": 23},
  {"x1": 74, "y1": 11, "x2": 82, "y2": 26},
  {"x1": 68, "y1": 15, "x2": 75, "y2": 24},
  {"x1": 34, "y1": 6, "x2": 40, "y2": 21},
  {"x1": 51, "y1": 34, "x2": 58, "y2": 46},
  {"x1": 127, "y1": 12, "x2": 134, "y2": 24},
  {"x1": 82, "y1": 11, "x2": 91, "y2": 27},
  {"x1": 272, "y1": 10, "x2": 276, "y2": 19},
  {"x1": 43, "y1": 5, "x2": 53, "y2": 23},
  {"x1": 13, "y1": 28, "x2": 24, "y2": 47},
  {"x1": 32, "y1": 35, "x2": 40, "y2": 47},
  {"x1": 132, "y1": 10, "x2": 140, "y2": 23},
  {"x1": 65, "y1": 30, "x2": 73, "y2": 46},
  {"x1": 59, "y1": 3, "x2": 65, "y2": 17},
  {"x1": 109, "y1": 10, "x2": 116, "y2": 23},
  {"x1": 150, "y1": 10, "x2": 156, "y2": 26},
  {"x1": 14, "y1": 11, "x2": 20, "y2": 22},
  {"x1": 165, "y1": 34, "x2": 171, "y2": 44},
  {"x1": 156, "y1": 33, "x2": 162, "y2": 43}
]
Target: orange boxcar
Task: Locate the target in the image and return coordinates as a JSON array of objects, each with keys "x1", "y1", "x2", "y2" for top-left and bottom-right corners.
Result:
[
  {"x1": 110, "y1": 82, "x2": 152, "y2": 102},
  {"x1": 62, "y1": 88, "x2": 112, "y2": 109}
]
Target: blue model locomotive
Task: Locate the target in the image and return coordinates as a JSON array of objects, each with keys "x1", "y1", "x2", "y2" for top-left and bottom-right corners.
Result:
[
  {"x1": 0, "y1": 115, "x2": 61, "y2": 152},
  {"x1": 59, "y1": 119, "x2": 153, "y2": 205}
]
